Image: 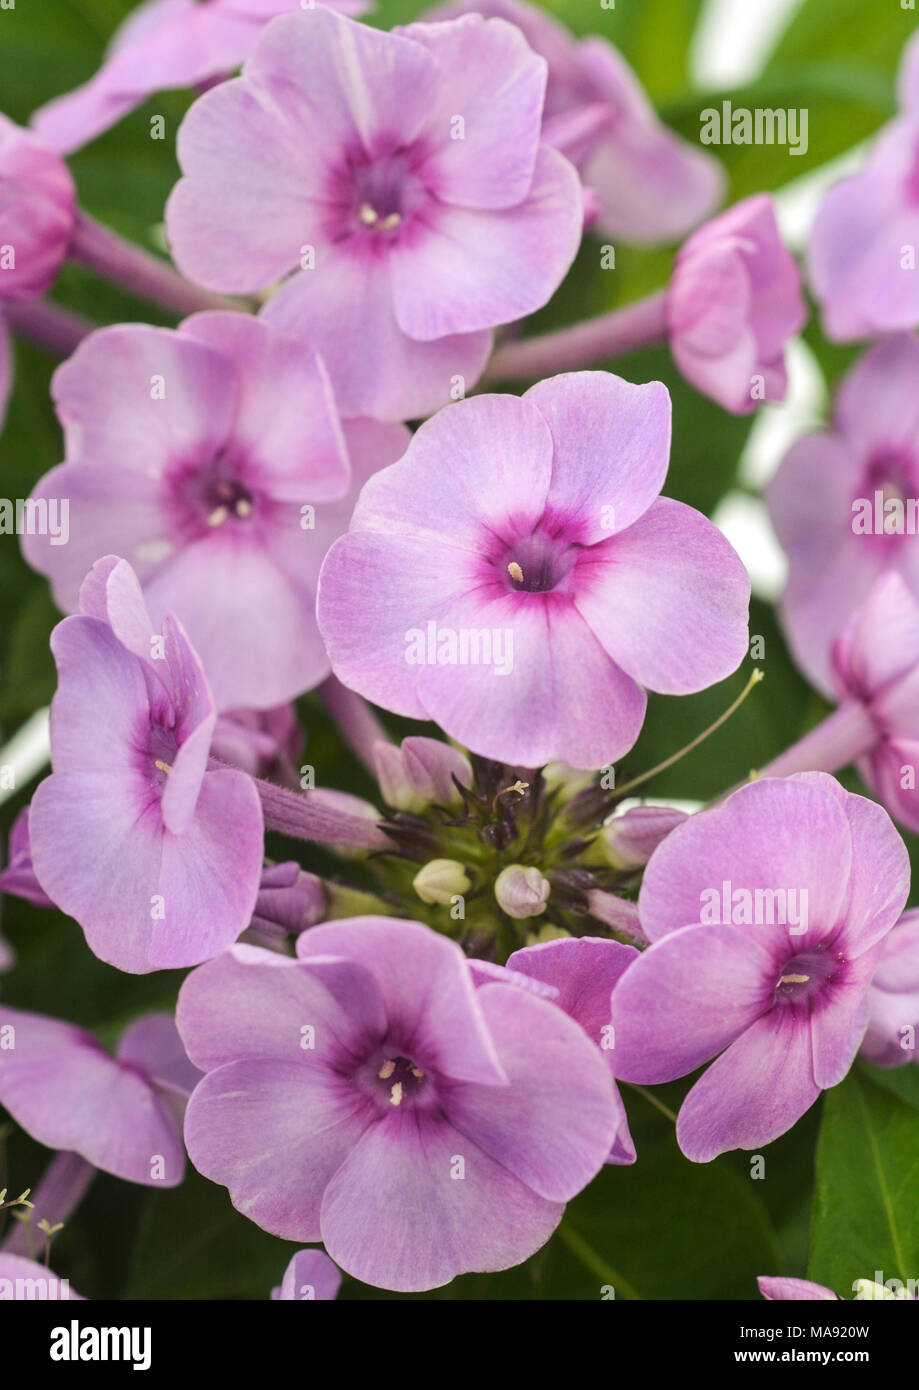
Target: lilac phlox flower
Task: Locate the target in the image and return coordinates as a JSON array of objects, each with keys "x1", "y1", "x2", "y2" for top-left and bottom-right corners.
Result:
[
  {"x1": 861, "y1": 909, "x2": 919, "y2": 1067},
  {"x1": 0, "y1": 1007, "x2": 199, "y2": 1186},
  {"x1": 177, "y1": 917, "x2": 619, "y2": 1290},
  {"x1": 317, "y1": 371, "x2": 750, "y2": 768},
  {"x1": 808, "y1": 32, "x2": 919, "y2": 341},
  {"x1": 23, "y1": 313, "x2": 409, "y2": 709},
  {"x1": 668, "y1": 194, "x2": 806, "y2": 414},
  {"x1": 28, "y1": 556, "x2": 264, "y2": 973},
  {"x1": 768, "y1": 333, "x2": 919, "y2": 696},
  {"x1": 609, "y1": 773, "x2": 910, "y2": 1161},
  {"x1": 0, "y1": 115, "x2": 75, "y2": 301},
  {"x1": 30, "y1": 0, "x2": 370, "y2": 156},
  {"x1": 0, "y1": 115, "x2": 76, "y2": 425},
  {"x1": 165, "y1": 8, "x2": 584, "y2": 420},
  {"x1": 425, "y1": 0, "x2": 724, "y2": 243}
]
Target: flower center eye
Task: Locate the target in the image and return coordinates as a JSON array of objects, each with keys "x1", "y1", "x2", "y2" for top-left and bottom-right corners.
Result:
[
  {"x1": 346, "y1": 148, "x2": 424, "y2": 237},
  {"x1": 864, "y1": 450, "x2": 916, "y2": 504},
  {"x1": 206, "y1": 478, "x2": 254, "y2": 527},
  {"x1": 500, "y1": 531, "x2": 579, "y2": 594},
  {"x1": 358, "y1": 203, "x2": 402, "y2": 232},
  {"x1": 376, "y1": 1055, "x2": 426, "y2": 1106},
  {"x1": 170, "y1": 450, "x2": 258, "y2": 537},
  {"x1": 147, "y1": 725, "x2": 178, "y2": 790},
  {"x1": 774, "y1": 946, "x2": 844, "y2": 1004}
]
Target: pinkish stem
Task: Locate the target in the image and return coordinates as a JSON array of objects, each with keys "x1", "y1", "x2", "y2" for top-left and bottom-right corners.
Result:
[
  {"x1": 4, "y1": 298, "x2": 93, "y2": 356},
  {"x1": 70, "y1": 211, "x2": 240, "y2": 316},
  {"x1": 485, "y1": 289, "x2": 669, "y2": 383},
  {"x1": 757, "y1": 701, "x2": 878, "y2": 780}
]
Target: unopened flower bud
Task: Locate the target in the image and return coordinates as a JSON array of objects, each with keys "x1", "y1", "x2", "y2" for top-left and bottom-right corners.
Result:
[
  {"x1": 211, "y1": 704, "x2": 302, "y2": 784},
  {"x1": 601, "y1": 805, "x2": 688, "y2": 870},
  {"x1": 0, "y1": 117, "x2": 75, "y2": 303},
  {"x1": 668, "y1": 194, "x2": 805, "y2": 414},
  {"x1": 252, "y1": 861, "x2": 326, "y2": 937},
  {"x1": 494, "y1": 865, "x2": 550, "y2": 920},
  {"x1": 541, "y1": 762, "x2": 595, "y2": 799},
  {"x1": 413, "y1": 858, "x2": 470, "y2": 906},
  {"x1": 525, "y1": 923, "x2": 571, "y2": 946},
  {"x1": 0, "y1": 805, "x2": 55, "y2": 909},
  {"x1": 374, "y1": 737, "x2": 472, "y2": 813}
]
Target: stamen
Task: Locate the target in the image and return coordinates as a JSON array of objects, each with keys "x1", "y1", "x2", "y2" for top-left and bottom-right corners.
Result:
[
  {"x1": 207, "y1": 505, "x2": 229, "y2": 528},
  {"x1": 378, "y1": 1059, "x2": 395, "y2": 1080},
  {"x1": 778, "y1": 973, "x2": 810, "y2": 985},
  {"x1": 358, "y1": 203, "x2": 379, "y2": 226},
  {"x1": 409, "y1": 1065, "x2": 424, "y2": 1080},
  {"x1": 235, "y1": 498, "x2": 253, "y2": 518},
  {"x1": 390, "y1": 1081, "x2": 403, "y2": 1106},
  {"x1": 378, "y1": 212, "x2": 402, "y2": 231},
  {"x1": 507, "y1": 561, "x2": 524, "y2": 583},
  {"x1": 154, "y1": 759, "x2": 172, "y2": 775}
]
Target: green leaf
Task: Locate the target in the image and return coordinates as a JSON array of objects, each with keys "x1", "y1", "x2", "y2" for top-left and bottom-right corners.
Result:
[
  {"x1": 540, "y1": 0, "x2": 704, "y2": 100},
  {"x1": 766, "y1": 0, "x2": 914, "y2": 75},
  {"x1": 664, "y1": 68, "x2": 895, "y2": 201},
  {"x1": 0, "y1": 581, "x2": 58, "y2": 723},
  {"x1": 549, "y1": 1133, "x2": 780, "y2": 1299},
  {"x1": 123, "y1": 1167, "x2": 297, "y2": 1300},
  {"x1": 858, "y1": 1061, "x2": 919, "y2": 1118},
  {"x1": 810, "y1": 1070, "x2": 919, "y2": 1293}
]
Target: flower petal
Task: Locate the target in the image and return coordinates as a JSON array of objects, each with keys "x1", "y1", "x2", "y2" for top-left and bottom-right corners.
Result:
[
  {"x1": 390, "y1": 146, "x2": 582, "y2": 339},
  {"x1": 0, "y1": 1006, "x2": 185, "y2": 1184},
  {"x1": 184, "y1": 1059, "x2": 376, "y2": 1241},
  {"x1": 676, "y1": 1009, "x2": 819, "y2": 1161},
  {"x1": 296, "y1": 918, "x2": 508, "y2": 1086},
  {"x1": 319, "y1": 1109, "x2": 562, "y2": 1291},
  {"x1": 638, "y1": 776, "x2": 854, "y2": 951},
  {"x1": 445, "y1": 982, "x2": 618, "y2": 1199},
  {"x1": 407, "y1": 14, "x2": 545, "y2": 209},
  {"x1": 179, "y1": 312, "x2": 350, "y2": 502},
  {"x1": 524, "y1": 371, "x2": 671, "y2": 541},
  {"x1": 350, "y1": 392, "x2": 553, "y2": 551},
  {"x1": 609, "y1": 923, "x2": 774, "y2": 1083},
  {"x1": 574, "y1": 497, "x2": 750, "y2": 693},
  {"x1": 50, "y1": 323, "x2": 237, "y2": 475},
  {"x1": 275, "y1": 1248, "x2": 342, "y2": 1302},
  {"x1": 177, "y1": 944, "x2": 386, "y2": 1072},
  {"x1": 262, "y1": 244, "x2": 492, "y2": 420},
  {"x1": 29, "y1": 767, "x2": 262, "y2": 973}
]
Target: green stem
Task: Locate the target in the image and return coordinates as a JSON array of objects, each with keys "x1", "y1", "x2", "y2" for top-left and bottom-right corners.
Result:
[
  {"x1": 556, "y1": 1221, "x2": 642, "y2": 1300},
  {"x1": 323, "y1": 883, "x2": 401, "y2": 919},
  {"x1": 623, "y1": 1082, "x2": 678, "y2": 1124},
  {"x1": 614, "y1": 668, "x2": 764, "y2": 799}
]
